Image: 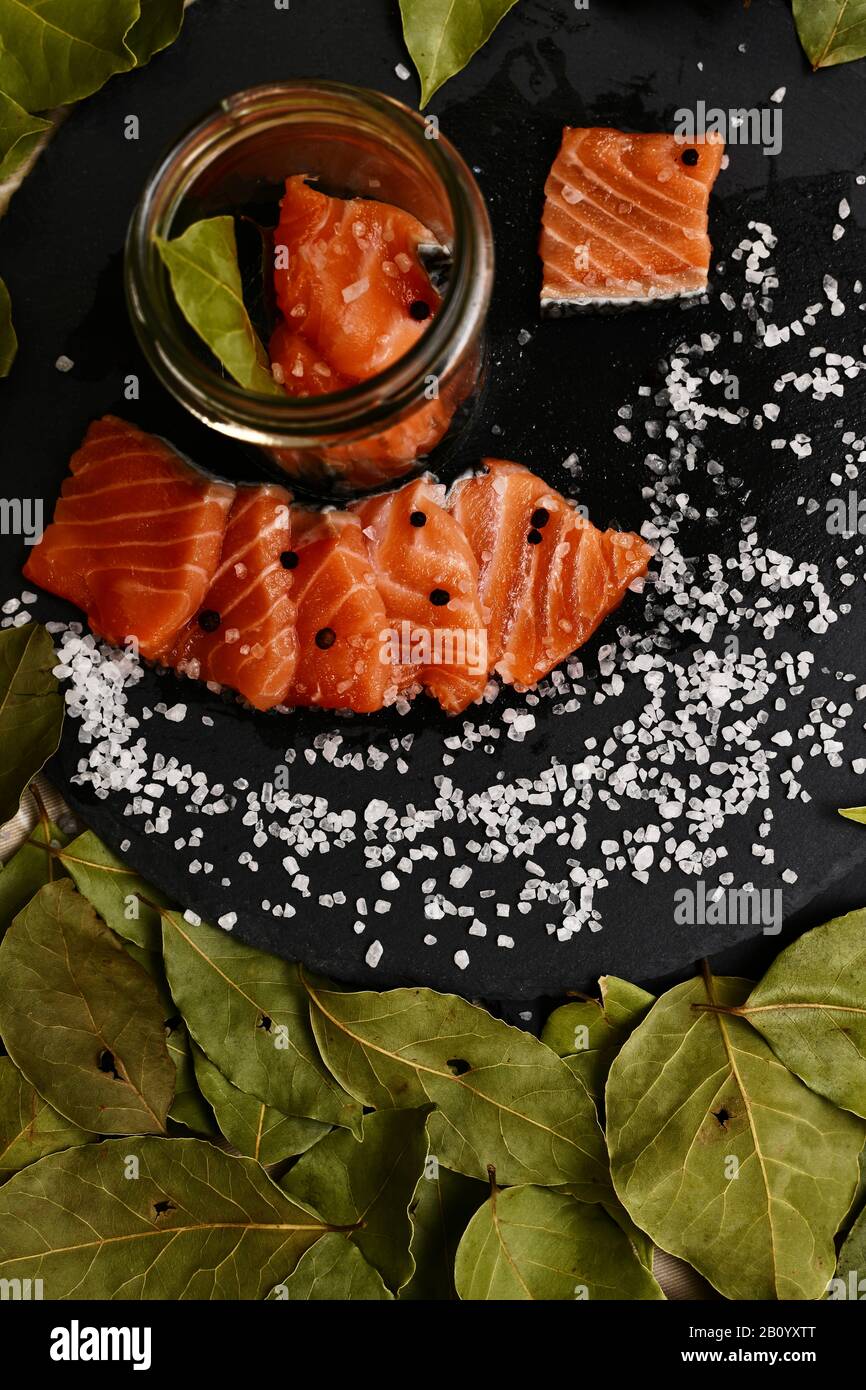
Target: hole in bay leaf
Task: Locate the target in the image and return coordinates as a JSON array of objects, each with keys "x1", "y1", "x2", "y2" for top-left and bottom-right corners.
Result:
[
  {"x1": 257, "y1": 1014, "x2": 273, "y2": 1032},
  {"x1": 153, "y1": 1199, "x2": 176, "y2": 1217},
  {"x1": 712, "y1": 1107, "x2": 731, "y2": 1128},
  {"x1": 447, "y1": 1058, "x2": 471, "y2": 1076},
  {"x1": 99, "y1": 1050, "x2": 122, "y2": 1080}
]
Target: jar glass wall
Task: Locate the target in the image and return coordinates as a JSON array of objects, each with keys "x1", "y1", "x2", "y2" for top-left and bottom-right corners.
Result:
[{"x1": 125, "y1": 82, "x2": 494, "y2": 494}]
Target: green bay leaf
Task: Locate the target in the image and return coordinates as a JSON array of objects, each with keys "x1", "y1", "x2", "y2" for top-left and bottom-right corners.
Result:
[
  {"x1": 0, "y1": 1136, "x2": 334, "y2": 1298},
  {"x1": 606, "y1": 974, "x2": 866, "y2": 1300},
  {"x1": 793, "y1": 0, "x2": 866, "y2": 69},
  {"x1": 454, "y1": 1185, "x2": 665, "y2": 1301},
  {"x1": 0, "y1": 275, "x2": 15, "y2": 376},
  {"x1": 739, "y1": 909, "x2": 866, "y2": 1117},
  {"x1": 840, "y1": 1142, "x2": 866, "y2": 1243},
  {"x1": 0, "y1": 1056, "x2": 91, "y2": 1182},
  {"x1": 836, "y1": 1203, "x2": 866, "y2": 1297},
  {"x1": 543, "y1": 976, "x2": 654, "y2": 1103},
  {"x1": 0, "y1": 89, "x2": 50, "y2": 182},
  {"x1": 166, "y1": 1020, "x2": 218, "y2": 1135},
  {"x1": 156, "y1": 216, "x2": 282, "y2": 395},
  {"x1": 0, "y1": 814, "x2": 67, "y2": 943},
  {"x1": 0, "y1": 624, "x2": 63, "y2": 823},
  {"x1": 0, "y1": 0, "x2": 141, "y2": 110},
  {"x1": 600, "y1": 1198, "x2": 655, "y2": 1272},
  {"x1": 125, "y1": 0, "x2": 185, "y2": 65},
  {"x1": 304, "y1": 975, "x2": 610, "y2": 1193},
  {"x1": 401, "y1": 1161, "x2": 486, "y2": 1300},
  {"x1": 161, "y1": 913, "x2": 361, "y2": 1133},
  {"x1": 191, "y1": 1042, "x2": 329, "y2": 1162},
  {"x1": 282, "y1": 1106, "x2": 429, "y2": 1293},
  {"x1": 0, "y1": 881, "x2": 175, "y2": 1135},
  {"x1": 59, "y1": 828, "x2": 169, "y2": 952},
  {"x1": 269, "y1": 1233, "x2": 393, "y2": 1300},
  {"x1": 399, "y1": 0, "x2": 520, "y2": 105}
]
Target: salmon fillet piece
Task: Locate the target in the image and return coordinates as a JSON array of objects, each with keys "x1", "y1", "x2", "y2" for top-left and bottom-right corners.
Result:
[
  {"x1": 268, "y1": 176, "x2": 454, "y2": 477},
  {"x1": 284, "y1": 508, "x2": 388, "y2": 713},
  {"x1": 353, "y1": 477, "x2": 488, "y2": 713},
  {"x1": 539, "y1": 128, "x2": 725, "y2": 311},
  {"x1": 450, "y1": 460, "x2": 652, "y2": 687},
  {"x1": 271, "y1": 175, "x2": 441, "y2": 385},
  {"x1": 166, "y1": 484, "x2": 298, "y2": 711},
  {"x1": 23, "y1": 417, "x2": 234, "y2": 660}
]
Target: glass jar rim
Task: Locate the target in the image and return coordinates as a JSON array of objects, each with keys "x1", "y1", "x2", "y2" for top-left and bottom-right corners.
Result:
[{"x1": 124, "y1": 80, "x2": 494, "y2": 447}]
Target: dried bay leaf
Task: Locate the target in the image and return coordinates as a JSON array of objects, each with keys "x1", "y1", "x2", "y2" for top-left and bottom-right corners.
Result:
[
  {"x1": 454, "y1": 1185, "x2": 665, "y2": 1301},
  {"x1": 59, "y1": 829, "x2": 169, "y2": 952},
  {"x1": 156, "y1": 217, "x2": 283, "y2": 395},
  {"x1": 0, "y1": 1137, "x2": 336, "y2": 1298},
  {"x1": 836, "y1": 1204, "x2": 866, "y2": 1297},
  {"x1": 269, "y1": 1233, "x2": 393, "y2": 1300},
  {"x1": 738, "y1": 909, "x2": 866, "y2": 1117},
  {"x1": 0, "y1": 89, "x2": 50, "y2": 182},
  {"x1": 56, "y1": 850, "x2": 212, "y2": 1135},
  {"x1": 399, "y1": 0, "x2": 521, "y2": 105},
  {"x1": 543, "y1": 976, "x2": 654, "y2": 1103},
  {"x1": 0, "y1": 815, "x2": 67, "y2": 942},
  {"x1": 161, "y1": 913, "x2": 361, "y2": 1133},
  {"x1": 0, "y1": 0, "x2": 140, "y2": 110},
  {"x1": 600, "y1": 1199, "x2": 655, "y2": 1272},
  {"x1": 304, "y1": 976, "x2": 610, "y2": 1193},
  {"x1": 124, "y1": 0, "x2": 185, "y2": 65},
  {"x1": 191, "y1": 1042, "x2": 329, "y2": 1162},
  {"x1": 0, "y1": 1056, "x2": 91, "y2": 1182},
  {"x1": 793, "y1": 0, "x2": 866, "y2": 70},
  {"x1": 401, "y1": 1162, "x2": 486, "y2": 1300},
  {"x1": 839, "y1": 1143, "x2": 866, "y2": 1243},
  {"x1": 282, "y1": 1107, "x2": 429, "y2": 1293},
  {"x1": 0, "y1": 275, "x2": 15, "y2": 376},
  {"x1": 546, "y1": 983, "x2": 656, "y2": 1269},
  {"x1": 166, "y1": 1021, "x2": 218, "y2": 1135},
  {"x1": 606, "y1": 974, "x2": 866, "y2": 1300},
  {"x1": 0, "y1": 624, "x2": 63, "y2": 824},
  {"x1": 0, "y1": 881, "x2": 174, "y2": 1134}
]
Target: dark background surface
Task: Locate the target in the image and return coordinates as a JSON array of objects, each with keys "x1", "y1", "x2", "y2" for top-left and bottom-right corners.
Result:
[{"x1": 1, "y1": 0, "x2": 865, "y2": 1005}]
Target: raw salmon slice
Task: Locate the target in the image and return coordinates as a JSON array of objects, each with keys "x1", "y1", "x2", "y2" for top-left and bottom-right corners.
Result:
[
  {"x1": 271, "y1": 175, "x2": 442, "y2": 387},
  {"x1": 166, "y1": 485, "x2": 298, "y2": 711},
  {"x1": 23, "y1": 417, "x2": 234, "y2": 659},
  {"x1": 450, "y1": 460, "x2": 652, "y2": 687},
  {"x1": 284, "y1": 508, "x2": 388, "y2": 713},
  {"x1": 269, "y1": 176, "x2": 454, "y2": 478},
  {"x1": 353, "y1": 477, "x2": 487, "y2": 713},
  {"x1": 539, "y1": 128, "x2": 725, "y2": 311}
]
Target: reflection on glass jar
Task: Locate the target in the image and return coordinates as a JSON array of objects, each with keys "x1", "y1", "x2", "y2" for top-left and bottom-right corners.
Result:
[{"x1": 126, "y1": 82, "x2": 494, "y2": 495}]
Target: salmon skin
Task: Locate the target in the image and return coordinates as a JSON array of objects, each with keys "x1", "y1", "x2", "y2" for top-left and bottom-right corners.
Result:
[
  {"x1": 450, "y1": 460, "x2": 652, "y2": 689},
  {"x1": 539, "y1": 128, "x2": 725, "y2": 313},
  {"x1": 22, "y1": 416, "x2": 234, "y2": 660},
  {"x1": 352, "y1": 477, "x2": 488, "y2": 714},
  {"x1": 284, "y1": 508, "x2": 388, "y2": 713},
  {"x1": 166, "y1": 485, "x2": 298, "y2": 711}
]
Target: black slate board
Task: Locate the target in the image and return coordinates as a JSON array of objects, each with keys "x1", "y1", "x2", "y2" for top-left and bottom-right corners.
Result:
[{"x1": 1, "y1": 0, "x2": 866, "y2": 998}]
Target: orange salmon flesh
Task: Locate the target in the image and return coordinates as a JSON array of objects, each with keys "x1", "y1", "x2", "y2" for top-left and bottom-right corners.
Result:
[
  {"x1": 25, "y1": 419, "x2": 653, "y2": 713},
  {"x1": 540, "y1": 128, "x2": 725, "y2": 310},
  {"x1": 268, "y1": 176, "x2": 455, "y2": 476}
]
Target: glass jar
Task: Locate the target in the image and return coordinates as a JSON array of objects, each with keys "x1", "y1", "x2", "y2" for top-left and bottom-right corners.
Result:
[{"x1": 125, "y1": 81, "x2": 494, "y2": 494}]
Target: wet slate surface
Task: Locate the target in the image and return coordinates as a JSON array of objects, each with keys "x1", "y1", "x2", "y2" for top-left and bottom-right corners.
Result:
[{"x1": 1, "y1": 0, "x2": 865, "y2": 998}]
